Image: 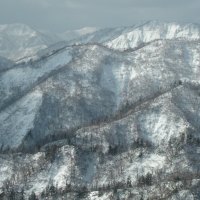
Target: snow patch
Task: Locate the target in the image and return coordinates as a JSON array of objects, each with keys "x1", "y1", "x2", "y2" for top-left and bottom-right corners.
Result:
[{"x1": 0, "y1": 89, "x2": 43, "y2": 150}]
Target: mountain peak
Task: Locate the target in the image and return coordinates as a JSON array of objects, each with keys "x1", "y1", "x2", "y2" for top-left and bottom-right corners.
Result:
[
  {"x1": 105, "y1": 21, "x2": 200, "y2": 50},
  {"x1": 0, "y1": 23, "x2": 60, "y2": 61}
]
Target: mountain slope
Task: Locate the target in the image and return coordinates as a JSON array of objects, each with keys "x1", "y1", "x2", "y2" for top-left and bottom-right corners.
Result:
[
  {"x1": 68, "y1": 21, "x2": 200, "y2": 51},
  {"x1": 106, "y1": 21, "x2": 200, "y2": 50},
  {"x1": 0, "y1": 22, "x2": 200, "y2": 199}
]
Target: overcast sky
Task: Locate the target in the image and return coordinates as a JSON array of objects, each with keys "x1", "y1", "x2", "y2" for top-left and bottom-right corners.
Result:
[{"x1": 0, "y1": 0, "x2": 200, "y2": 32}]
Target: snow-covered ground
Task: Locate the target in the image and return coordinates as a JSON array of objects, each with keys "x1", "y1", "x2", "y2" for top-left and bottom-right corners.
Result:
[{"x1": 0, "y1": 89, "x2": 43, "y2": 150}]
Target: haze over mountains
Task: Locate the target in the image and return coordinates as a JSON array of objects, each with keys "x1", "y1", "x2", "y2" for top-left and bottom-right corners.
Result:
[
  {"x1": 2, "y1": 21, "x2": 200, "y2": 62},
  {"x1": 0, "y1": 24, "x2": 98, "y2": 62},
  {"x1": 0, "y1": 21, "x2": 200, "y2": 199}
]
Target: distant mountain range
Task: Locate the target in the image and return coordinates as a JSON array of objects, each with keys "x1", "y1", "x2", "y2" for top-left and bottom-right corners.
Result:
[
  {"x1": 1, "y1": 21, "x2": 200, "y2": 62},
  {"x1": 0, "y1": 24, "x2": 97, "y2": 62}
]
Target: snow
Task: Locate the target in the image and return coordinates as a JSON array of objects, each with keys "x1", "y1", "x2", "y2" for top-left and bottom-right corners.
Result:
[
  {"x1": 184, "y1": 46, "x2": 200, "y2": 76},
  {"x1": 53, "y1": 146, "x2": 75, "y2": 188},
  {"x1": 171, "y1": 190, "x2": 194, "y2": 200},
  {"x1": 0, "y1": 47, "x2": 72, "y2": 111},
  {"x1": 138, "y1": 102, "x2": 188, "y2": 146},
  {"x1": 0, "y1": 157, "x2": 13, "y2": 188},
  {"x1": 24, "y1": 146, "x2": 75, "y2": 196},
  {"x1": 105, "y1": 21, "x2": 200, "y2": 50},
  {"x1": 0, "y1": 23, "x2": 60, "y2": 61},
  {"x1": 100, "y1": 58, "x2": 138, "y2": 107},
  {"x1": 89, "y1": 191, "x2": 113, "y2": 200},
  {"x1": 0, "y1": 21, "x2": 200, "y2": 199},
  {"x1": 2, "y1": 48, "x2": 72, "y2": 87},
  {"x1": 0, "y1": 89, "x2": 43, "y2": 150}
]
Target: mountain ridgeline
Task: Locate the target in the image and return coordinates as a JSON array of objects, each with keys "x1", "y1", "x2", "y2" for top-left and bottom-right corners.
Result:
[{"x1": 0, "y1": 21, "x2": 200, "y2": 199}]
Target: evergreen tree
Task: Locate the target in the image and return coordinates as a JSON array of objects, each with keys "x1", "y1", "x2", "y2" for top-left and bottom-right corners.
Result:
[
  {"x1": 29, "y1": 191, "x2": 37, "y2": 200},
  {"x1": 146, "y1": 172, "x2": 153, "y2": 186},
  {"x1": 127, "y1": 176, "x2": 132, "y2": 187}
]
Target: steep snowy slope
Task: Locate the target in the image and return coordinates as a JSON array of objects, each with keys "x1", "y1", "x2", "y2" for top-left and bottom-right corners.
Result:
[
  {"x1": 106, "y1": 21, "x2": 200, "y2": 50},
  {"x1": 68, "y1": 21, "x2": 200, "y2": 51},
  {"x1": 0, "y1": 23, "x2": 59, "y2": 61},
  {"x1": 0, "y1": 22, "x2": 200, "y2": 199},
  {"x1": 0, "y1": 47, "x2": 72, "y2": 110}
]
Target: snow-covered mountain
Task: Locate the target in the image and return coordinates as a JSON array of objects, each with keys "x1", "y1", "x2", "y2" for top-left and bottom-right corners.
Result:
[
  {"x1": 0, "y1": 23, "x2": 59, "y2": 61},
  {"x1": 68, "y1": 21, "x2": 200, "y2": 50},
  {"x1": 0, "y1": 21, "x2": 200, "y2": 200},
  {"x1": 2, "y1": 21, "x2": 200, "y2": 62},
  {"x1": 106, "y1": 21, "x2": 200, "y2": 50}
]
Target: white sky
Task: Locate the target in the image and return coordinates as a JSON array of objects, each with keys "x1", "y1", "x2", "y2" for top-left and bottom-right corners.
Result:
[{"x1": 0, "y1": 0, "x2": 199, "y2": 32}]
